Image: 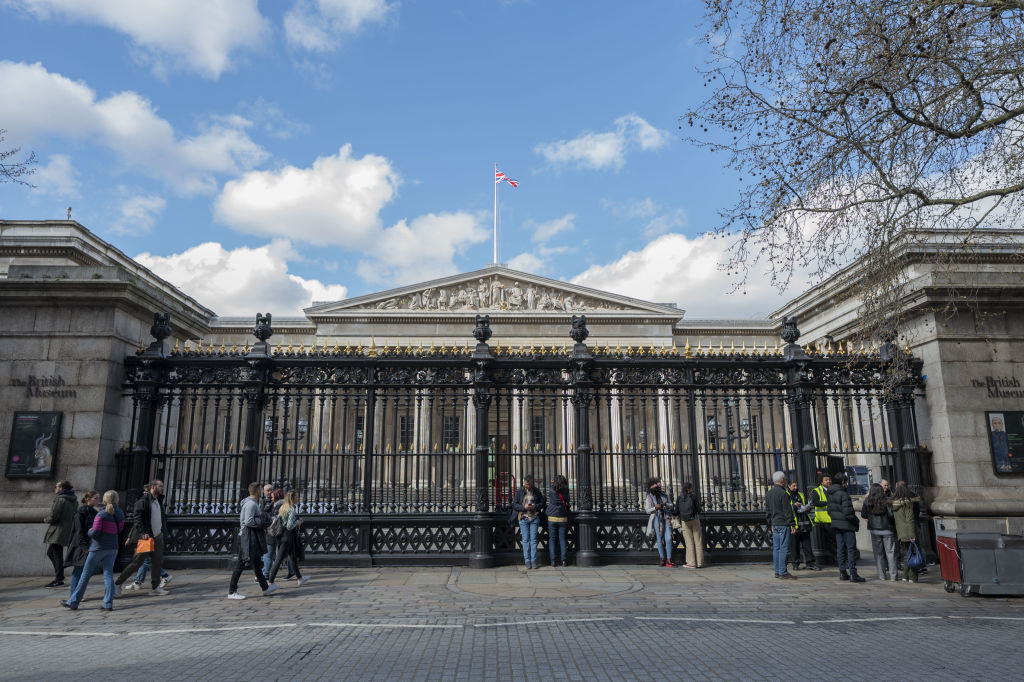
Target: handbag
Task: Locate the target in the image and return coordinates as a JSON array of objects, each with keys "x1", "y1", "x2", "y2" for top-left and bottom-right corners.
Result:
[
  {"x1": 136, "y1": 536, "x2": 155, "y2": 554},
  {"x1": 906, "y1": 540, "x2": 925, "y2": 570},
  {"x1": 267, "y1": 514, "x2": 284, "y2": 537}
]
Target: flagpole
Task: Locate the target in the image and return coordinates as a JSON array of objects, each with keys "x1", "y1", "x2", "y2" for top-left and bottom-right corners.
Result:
[{"x1": 493, "y1": 163, "x2": 499, "y2": 264}]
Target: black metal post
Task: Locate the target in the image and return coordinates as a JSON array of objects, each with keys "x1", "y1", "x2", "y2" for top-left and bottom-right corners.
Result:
[
  {"x1": 127, "y1": 313, "x2": 172, "y2": 496},
  {"x1": 569, "y1": 316, "x2": 599, "y2": 567},
  {"x1": 241, "y1": 314, "x2": 273, "y2": 487},
  {"x1": 781, "y1": 318, "x2": 828, "y2": 565},
  {"x1": 470, "y1": 315, "x2": 495, "y2": 568}
]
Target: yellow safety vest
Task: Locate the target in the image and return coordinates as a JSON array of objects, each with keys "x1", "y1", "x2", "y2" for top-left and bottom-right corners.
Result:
[
  {"x1": 811, "y1": 485, "x2": 831, "y2": 525},
  {"x1": 790, "y1": 490, "x2": 808, "y2": 530}
]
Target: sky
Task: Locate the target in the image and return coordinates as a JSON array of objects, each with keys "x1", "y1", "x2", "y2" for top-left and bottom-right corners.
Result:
[{"x1": 0, "y1": 0, "x2": 813, "y2": 319}]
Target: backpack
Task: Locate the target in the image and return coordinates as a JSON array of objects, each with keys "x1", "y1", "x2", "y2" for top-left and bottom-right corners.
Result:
[
  {"x1": 267, "y1": 514, "x2": 284, "y2": 537},
  {"x1": 677, "y1": 494, "x2": 697, "y2": 521}
]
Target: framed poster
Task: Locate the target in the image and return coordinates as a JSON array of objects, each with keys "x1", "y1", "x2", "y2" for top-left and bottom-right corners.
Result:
[
  {"x1": 986, "y1": 411, "x2": 1024, "y2": 475},
  {"x1": 5, "y1": 411, "x2": 62, "y2": 478}
]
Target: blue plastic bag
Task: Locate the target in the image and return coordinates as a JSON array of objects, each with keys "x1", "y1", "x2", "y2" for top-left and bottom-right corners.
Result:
[{"x1": 906, "y1": 540, "x2": 925, "y2": 570}]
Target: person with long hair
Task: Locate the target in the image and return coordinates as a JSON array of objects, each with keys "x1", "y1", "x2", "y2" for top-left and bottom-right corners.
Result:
[
  {"x1": 892, "y1": 484, "x2": 921, "y2": 583},
  {"x1": 546, "y1": 474, "x2": 571, "y2": 568},
  {"x1": 513, "y1": 475, "x2": 545, "y2": 568},
  {"x1": 266, "y1": 491, "x2": 309, "y2": 587},
  {"x1": 645, "y1": 476, "x2": 675, "y2": 567},
  {"x1": 861, "y1": 482, "x2": 897, "y2": 581},
  {"x1": 64, "y1": 490, "x2": 98, "y2": 603},
  {"x1": 61, "y1": 490, "x2": 124, "y2": 611}
]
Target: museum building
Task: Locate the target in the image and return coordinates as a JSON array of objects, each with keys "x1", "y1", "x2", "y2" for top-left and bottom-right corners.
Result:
[{"x1": 1, "y1": 219, "x2": 1022, "y2": 574}]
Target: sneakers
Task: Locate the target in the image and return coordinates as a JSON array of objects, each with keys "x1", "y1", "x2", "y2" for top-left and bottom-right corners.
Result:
[
  {"x1": 45, "y1": 580, "x2": 65, "y2": 588},
  {"x1": 227, "y1": 592, "x2": 246, "y2": 600},
  {"x1": 298, "y1": 576, "x2": 310, "y2": 586},
  {"x1": 158, "y1": 574, "x2": 173, "y2": 588},
  {"x1": 658, "y1": 559, "x2": 667, "y2": 567},
  {"x1": 101, "y1": 605, "x2": 113, "y2": 612},
  {"x1": 778, "y1": 573, "x2": 797, "y2": 580},
  {"x1": 148, "y1": 587, "x2": 169, "y2": 596},
  {"x1": 113, "y1": 584, "x2": 123, "y2": 598},
  {"x1": 282, "y1": 574, "x2": 297, "y2": 581},
  {"x1": 683, "y1": 563, "x2": 697, "y2": 568},
  {"x1": 664, "y1": 560, "x2": 676, "y2": 567},
  {"x1": 59, "y1": 599, "x2": 77, "y2": 610},
  {"x1": 809, "y1": 565, "x2": 822, "y2": 572},
  {"x1": 263, "y1": 584, "x2": 280, "y2": 596},
  {"x1": 123, "y1": 581, "x2": 142, "y2": 592}
]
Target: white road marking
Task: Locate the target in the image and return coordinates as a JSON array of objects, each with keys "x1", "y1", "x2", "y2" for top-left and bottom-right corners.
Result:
[
  {"x1": 474, "y1": 617, "x2": 623, "y2": 628},
  {"x1": 802, "y1": 616, "x2": 944, "y2": 624},
  {"x1": 637, "y1": 616, "x2": 796, "y2": 625},
  {"x1": 128, "y1": 623, "x2": 297, "y2": 636},
  {"x1": 947, "y1": 616, "x2": 1024, "y2": 621},
  {"x1": 0, "y1": 630, "x2": 117, "y2": 637},
  {"x1": 310, "y1": 622, "x2": 462, "y2": 629}
]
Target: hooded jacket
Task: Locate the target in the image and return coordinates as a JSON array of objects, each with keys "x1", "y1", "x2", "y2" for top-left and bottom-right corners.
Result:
[
  {"x1": 826, "y1": 483, "x2": 859, "y2": 531},
  {"x1": 43, "y1": 489, "x2": 77, "y2": 546},
  {"x1": 892, "y1": 497, "x2": 920, "y2": 542}
]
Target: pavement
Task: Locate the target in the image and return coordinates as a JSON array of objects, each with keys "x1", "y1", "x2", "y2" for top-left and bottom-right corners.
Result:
[{"x1": 1, "y1": 562, "x2": 1022, "y2": 681}]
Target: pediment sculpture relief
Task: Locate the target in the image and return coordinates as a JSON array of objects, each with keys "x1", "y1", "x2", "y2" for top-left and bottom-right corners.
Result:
[{"x1": 363, "y1": 276, "x2": 628, "y2": 312}]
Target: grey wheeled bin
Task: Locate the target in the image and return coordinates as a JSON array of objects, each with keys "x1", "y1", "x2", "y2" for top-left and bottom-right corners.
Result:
[{"x1": 956, "y1": 533, "x2": 1024, "y2": 597}]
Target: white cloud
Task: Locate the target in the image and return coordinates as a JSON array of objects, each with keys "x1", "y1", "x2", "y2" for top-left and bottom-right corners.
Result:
[
  {"x1": 355, "y1": 211, "x2": 488, "y2": 284},
  {"x1": 528, "y1": 213, "x2": 575, "y2": 243},
  {"x1": 9, "y1": 0, "x2": 269, "y2": 79},
  {"x1": 535, "y1": 114, "x2": 670, "y2": 170},
  {"x1": 239, "y1": 98, "x2": 309, "y2": 140},
  {"x1": 284, "y1": 0, "x2": 392, "y2": 52},
  {"x1": 135, "y1": 240, "x2": 348, "y2": 315},
  {"x1": 215, "y1": 144, "x2": 399, "y2": 245},
  {"x1": 572, "y1": 233, "x2": 813, "y2": 318},
  {"x1": 30, "y1": 154, "x2": 79, "y2": 197},
  {"x1": 111, "y1": 194, "x2": 166, "y2": 235},
  {"x1": 507, "y1": 252, "x2": 544, "y2": 273},
  {"x1": 0, "y1": 61, "x2": 267, "y2": 195}
]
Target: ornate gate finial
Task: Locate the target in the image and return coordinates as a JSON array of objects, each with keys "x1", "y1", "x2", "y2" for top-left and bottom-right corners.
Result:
[
  {"x1": 780, "y1": 316, "x2": 806, "y2": 361},
  {"x1": 473, "y1": 314, "x2": 492, "y2": 344},
  {"x1": 253, "y1": 313, "x2": 274, "y2": 342},
  {"x1": 142, "y1": 312, "x2": 171, "y2": 357},
  {"x1": 570, "y1": 315, "x2": 589, "y2": 344}
]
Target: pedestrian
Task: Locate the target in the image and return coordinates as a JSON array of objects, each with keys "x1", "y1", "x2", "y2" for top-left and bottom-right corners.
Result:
[
  {"x1": 259, "y1": 483, "x2": 275, "y2": 578},
  {"x1": 767, "y1": 471, "x2": 796, "y2": 579},
  {"x1": 546, "y1": 474, "x2": 571, "y2": 568},
  {"x1": 827, "y1": 472, "x2": 865, "y2": 582},
  {"x1": 65, "y1": 490, "x2": 98, "y2": 603},
  {"x1": 43, "y1": 480, "x2": 77, "y2": 588},
  {"x1": 513, "y1": 476, "x2": 545, "y2": 568},
  {"x1": 892, "y1": 484, "x2": 921, "y2": 583},
  {"x1": 809, "y1": 473, "x2": 835, "y2": 564},
  {"x1": 880, "y1": 479, "x2": 892, "y2": 497},
  {"x1": 266, "y1": 490, "x2": 311, "y2": 588},
  {"x1": 114, "y1": 480, "x2": 168, "y2": 597},
  {"x1": 227, "y1": 482, "x2": 279, "y2": 600},
  {"x1": 787, "y1": 480, "x2": 819, "y2": 571},
  {"x1": 122, "y1": 484, "x2": 171, "y2": 592},
  {"x1": 260, "y1": 487, "x2": 288, "y2": 582},
  {"x1": 645, "y1": 477, "x2": 675, "y2": 567},
  {"x1": 861, "y1": 483, "x2": 898, "y2": 581},
  {"x1": 61, "y1": 490, "x2": 124, "y2": 611},
  {"x1": 675, "y1": 482, "x2": 705, "y2": 568}
]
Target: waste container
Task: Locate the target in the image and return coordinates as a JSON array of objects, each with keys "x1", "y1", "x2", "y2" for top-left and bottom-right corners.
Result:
[{"x1": 935, "y1": 531, "x2": 1024, "y2": 597}]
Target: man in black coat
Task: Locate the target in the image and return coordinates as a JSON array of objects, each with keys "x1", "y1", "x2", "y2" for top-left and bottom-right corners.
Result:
[
  {"x1": 114, "y1": 480, "x2": 169, "y2": 596},
  {"x1": 827, "y1": 472, "x2": 865, "y2": 582}
]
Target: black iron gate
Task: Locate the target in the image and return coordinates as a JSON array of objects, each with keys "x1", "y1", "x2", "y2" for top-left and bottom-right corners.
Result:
[{"x1": 119, "y1": 314, "x2": 923, "y2": 567}]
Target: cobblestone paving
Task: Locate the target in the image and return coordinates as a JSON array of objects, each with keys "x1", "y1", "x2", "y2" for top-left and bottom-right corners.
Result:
[{"x1": 1, "y1": 564, "x2": 1021, "y2": 681}]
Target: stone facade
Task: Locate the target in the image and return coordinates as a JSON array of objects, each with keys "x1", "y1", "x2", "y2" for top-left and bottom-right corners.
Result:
[{"x1": 2, "y1": 220, "x2": 1023, "y2": 574}]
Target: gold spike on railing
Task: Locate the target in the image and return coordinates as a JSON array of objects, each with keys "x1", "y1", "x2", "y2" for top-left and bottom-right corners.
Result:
[{"x1": 173, "y1": 339, "x2": 180, "y2": 354}]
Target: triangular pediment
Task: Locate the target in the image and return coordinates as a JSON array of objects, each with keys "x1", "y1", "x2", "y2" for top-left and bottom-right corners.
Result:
[{"x1": 305, "y1": 265, "x2": 683, "y2": 318}]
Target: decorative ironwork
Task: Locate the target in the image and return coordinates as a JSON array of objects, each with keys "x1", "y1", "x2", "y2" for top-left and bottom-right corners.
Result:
[{"x1": 120, "y1": 309, "x2": 922, "y2": 566}]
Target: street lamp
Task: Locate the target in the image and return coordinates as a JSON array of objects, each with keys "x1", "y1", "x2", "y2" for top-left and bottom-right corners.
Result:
[{"x1": 264, "y1": 416, "x2": 308, "y2": 453}]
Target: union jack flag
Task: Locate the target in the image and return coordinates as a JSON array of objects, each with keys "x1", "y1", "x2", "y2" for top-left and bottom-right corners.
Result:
[{"x1": 495, "y1": 166, "x2": 519, "y2": 188}]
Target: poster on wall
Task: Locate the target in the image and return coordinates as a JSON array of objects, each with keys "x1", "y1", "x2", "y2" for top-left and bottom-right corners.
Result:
[
  {"x1": 5, "y1": 411, "x2": 62, "y2": 478},
  {"x1": 986, "y1": 411, "x2": 1024, "y2": 475}
]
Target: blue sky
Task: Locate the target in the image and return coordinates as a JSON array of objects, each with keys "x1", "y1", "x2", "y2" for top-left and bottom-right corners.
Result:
[{"x1": 0, "y1": 1, "x2": 805, "y2": 318}]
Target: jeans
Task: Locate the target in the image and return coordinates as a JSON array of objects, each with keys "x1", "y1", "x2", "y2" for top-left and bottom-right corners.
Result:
[
  {"x1": 772, "y1": 526, "x2": 791, "y2": 575},
  {"x1": 268, "y1": 532, "x2": 302, "y2": 583},
  {"x1": 116, "y1": 534, "x2": 164, "y2": 589},
  {"x1": 68, "y1": 549, "x2": 116, "y2": 608},
  {"x1": 67, "y1": 563, "x2": 86, "y2": 601},
  {"x1": 870, "y1": 532, "x2": 897, "y2": 579},
  {"x1": 548, "y1": 521, "x2": 568, "y2": 564},
  {"x1": 681, "y1": 518, "x2": 705, "y2": 567},
  {"x1": 46, "y1": 543, "x2": 65, "y2": 581},
  {"x1": 261, "y1": 545, "x2": 273, "y2": 579},
  {"x1": 652, "y1": 515, "x2": 673, "y2": 561},
  {"x1": 134, "y1": 555, "x2": 170, "y2": 585},
  {"x1": 519, "y1": 516, "x2": 540, "y2": 565},
  {"x1": 835, "y1": 529, "x2": 858, "y2": 573}
]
